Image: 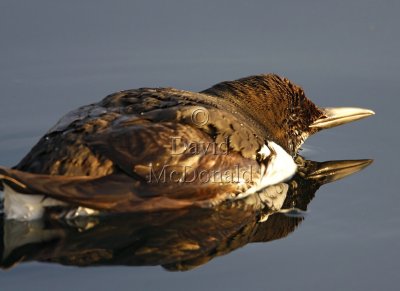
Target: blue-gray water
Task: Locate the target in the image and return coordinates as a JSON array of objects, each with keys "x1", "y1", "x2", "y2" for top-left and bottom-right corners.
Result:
[{"x1": 0, "y1": 0, "x2": 399, "y2": 290}]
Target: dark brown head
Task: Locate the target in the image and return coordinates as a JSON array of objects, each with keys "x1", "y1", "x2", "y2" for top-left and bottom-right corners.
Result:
[{"x1": 202, "y1": 74, "x2": 374, "y2": 155}]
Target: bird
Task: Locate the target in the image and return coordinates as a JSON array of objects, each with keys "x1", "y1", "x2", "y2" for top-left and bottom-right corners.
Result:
[
  {"x1": 0, "y1": 157, "x2": 372, "y2": 270},
  {"x1": 0, "y1": 74, "x2": 375, "y2": 220}
]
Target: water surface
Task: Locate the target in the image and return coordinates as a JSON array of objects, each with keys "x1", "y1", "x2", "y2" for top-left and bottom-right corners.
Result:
[{"x1": 1, "y1": 1, "x2": 399, "y2": 290}]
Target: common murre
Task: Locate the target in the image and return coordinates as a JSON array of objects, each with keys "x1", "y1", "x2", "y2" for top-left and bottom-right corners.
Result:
[{"x1": 0, "y1": 74, "x2": 375, "y2": 220}]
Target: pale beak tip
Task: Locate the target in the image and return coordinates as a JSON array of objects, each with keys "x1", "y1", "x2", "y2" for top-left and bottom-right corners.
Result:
[{"x1": 309, "y1": 107, "x2": 375, "y2": 129}]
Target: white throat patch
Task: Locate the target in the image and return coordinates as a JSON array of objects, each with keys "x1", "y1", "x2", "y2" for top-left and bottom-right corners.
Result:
[
  {"x1": 243, "y1": 141, "x2": 297, "y2": 196},
  {"x1": 262, "y1": 141, "x2": 297, "y2": 186}
]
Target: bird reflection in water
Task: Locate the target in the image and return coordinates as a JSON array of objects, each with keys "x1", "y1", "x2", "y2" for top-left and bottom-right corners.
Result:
[{"x1": 0, "y1": 157, "x2": 372, "y2": 271}]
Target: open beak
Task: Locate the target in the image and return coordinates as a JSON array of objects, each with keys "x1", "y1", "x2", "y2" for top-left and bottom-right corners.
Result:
[
  {"x1": 309, "y1": 107, "x2": 375, "y2": 129},
  {"x1": 306, "y1": 159, "x2": 373, "y2": 184}
]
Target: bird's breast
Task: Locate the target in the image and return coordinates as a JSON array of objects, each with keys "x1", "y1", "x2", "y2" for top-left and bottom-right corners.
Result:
[{"x1": 237, "y1": 141, "x2": 297, "y2": 198}]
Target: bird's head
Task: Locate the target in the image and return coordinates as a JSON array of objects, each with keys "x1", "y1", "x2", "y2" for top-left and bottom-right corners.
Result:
[{"x1": 202, "y1": 74, "x2": 375, "y2": 155}]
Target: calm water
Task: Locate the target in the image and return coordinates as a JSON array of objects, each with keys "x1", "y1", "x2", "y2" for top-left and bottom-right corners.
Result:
[{"x1": 1, "y1": 0, "x2": 399, "y2": 290}]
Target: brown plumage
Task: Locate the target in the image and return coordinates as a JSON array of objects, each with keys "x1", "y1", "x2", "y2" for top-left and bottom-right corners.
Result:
[
  {"x1": 14, "y1": 74, "x2": 323, "y2": 176},
  {"x1": 202, "y1": 74, "x2": 323, "y2": 153},
  {"x1": 0, "y1": 74, "x2": 374, "y2": 215}
]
